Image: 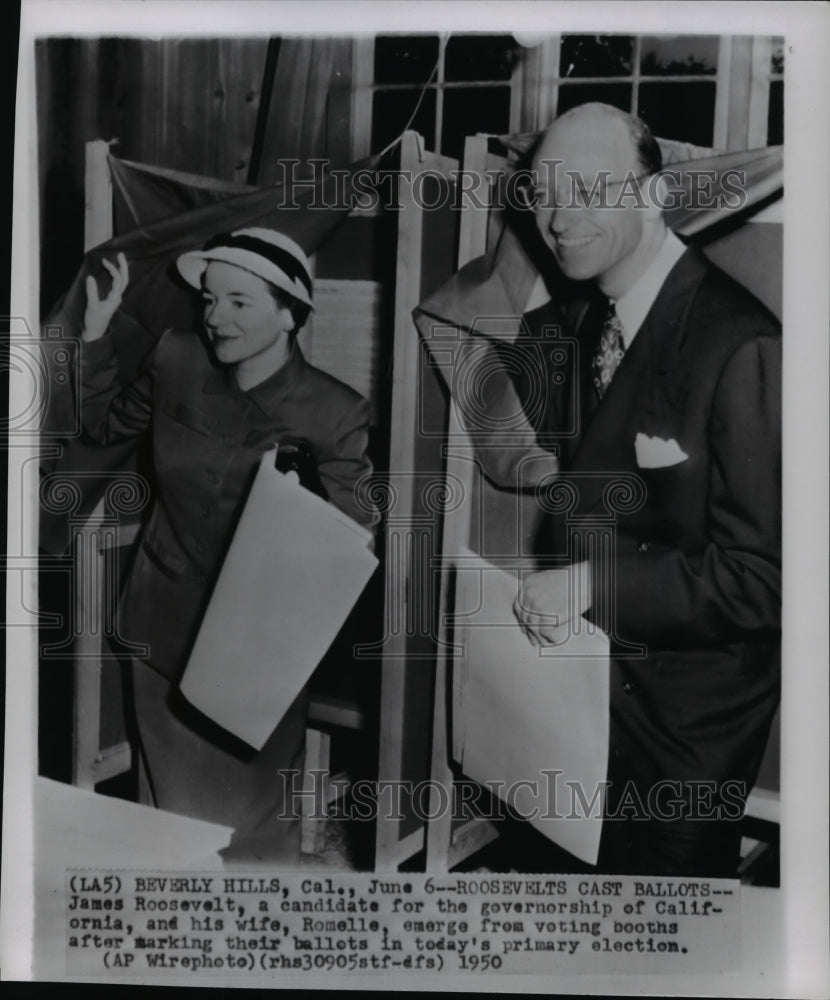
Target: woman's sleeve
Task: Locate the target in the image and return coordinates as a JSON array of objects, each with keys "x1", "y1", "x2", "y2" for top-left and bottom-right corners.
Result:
[
  {"x1": 317, "y1": 396, "x2": 379, "y2": 530},
  {"x1": 76, "y1": 333, "x2": 156, "y2": 444}
]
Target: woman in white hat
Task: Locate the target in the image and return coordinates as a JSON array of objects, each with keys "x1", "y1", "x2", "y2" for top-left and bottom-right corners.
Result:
[{"x1": 79, "y1": 228, "x2": 377, "y2": 866}]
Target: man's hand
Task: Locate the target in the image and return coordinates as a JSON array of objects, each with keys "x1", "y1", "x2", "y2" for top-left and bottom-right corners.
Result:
[
  {"x1": 82, "y1": 252, "x2": 129, "y2": 342},
  {"x1": 513, "y1": 561, "x2": 592, "y2": 646}
]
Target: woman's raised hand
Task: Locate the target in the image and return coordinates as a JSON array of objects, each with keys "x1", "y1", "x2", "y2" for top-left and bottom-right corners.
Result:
[{"x1": 82, "y1": 252, "x2": 129, "y2": 342}]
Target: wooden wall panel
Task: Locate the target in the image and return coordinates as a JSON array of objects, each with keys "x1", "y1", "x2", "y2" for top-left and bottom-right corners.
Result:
[
  {"x1": 146, "y1": 38, "x2": 269, "y2": 184},
  {"x1": 36, "y1": 37, "x2": 270, "y2": 310}
]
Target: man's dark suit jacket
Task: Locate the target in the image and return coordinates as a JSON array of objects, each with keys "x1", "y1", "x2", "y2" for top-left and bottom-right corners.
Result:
[{"x1": 510, "y1": 245, "x2": 781, "y2": 872}]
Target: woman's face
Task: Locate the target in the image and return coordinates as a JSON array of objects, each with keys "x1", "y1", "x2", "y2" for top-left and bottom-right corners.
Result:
[{"x1": 201, "y1": 261, "x2": 294, "y2": 368}]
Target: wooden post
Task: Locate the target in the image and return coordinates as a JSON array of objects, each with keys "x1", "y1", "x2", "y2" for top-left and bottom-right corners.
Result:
[
  {"x1": 425, "y1": 134, "x2": 497, "y2": 871},
  {"x1": 375, "y1": 132, "x2": 426, "y2": 871},
  {"x1": 73, "y1": 141, "x2": 133, "y2": 791}
]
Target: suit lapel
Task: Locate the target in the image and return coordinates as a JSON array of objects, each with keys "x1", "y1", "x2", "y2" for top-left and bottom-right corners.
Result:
[
  {"x1": 567, "y1": 247, "x2": 710, "y2": 514},
  {"x1": 569, "y1": 303, "x2": 654, "y2": 481}
]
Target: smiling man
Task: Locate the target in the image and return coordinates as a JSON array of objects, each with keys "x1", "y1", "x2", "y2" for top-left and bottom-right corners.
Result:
[
  {"x1": 530, "y1": 105, "x2": 668, "y2": 297},
  {"x1": 491, "y1": 103, "x2": 782, "y2": 877}
]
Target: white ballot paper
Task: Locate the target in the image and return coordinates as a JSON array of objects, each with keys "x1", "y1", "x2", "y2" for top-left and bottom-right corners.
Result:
[
  {"x1": 452, "y1": 549, "x2": 610, "y2": 864},
  {"x1": 180, "y1": 451, "x2": 378, "y2": 750}
]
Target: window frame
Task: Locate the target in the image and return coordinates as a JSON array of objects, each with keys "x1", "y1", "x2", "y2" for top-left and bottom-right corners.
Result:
[
  {"x1": 350, "y1": 33, "x2": 522, "y2": 161},
  {"x1": 350, "y1": 33, "x2": 783, "y2": 161}
]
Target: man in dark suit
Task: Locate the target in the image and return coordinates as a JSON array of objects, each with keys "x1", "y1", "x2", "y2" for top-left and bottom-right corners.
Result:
[{"x1": 488, "y1": 103, "x2": 781, "y2": 877}]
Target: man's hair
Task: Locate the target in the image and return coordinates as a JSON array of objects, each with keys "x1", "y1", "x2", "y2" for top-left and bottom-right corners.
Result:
[
  {"x1": 629, "y1": 114, "x2": 663, "y2": 177},
  {"x1": 547, "y1": 101, "x2": 664, "y2": 178}
]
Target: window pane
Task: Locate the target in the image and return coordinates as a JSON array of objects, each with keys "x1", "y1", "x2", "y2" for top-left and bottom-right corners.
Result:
[
  {"x1": 640, "y1": 35, "x2": 718, "y2": 76},
  {"x1": 559, "y1": 35, "x2": 633, "y2": 78},
  {"x1": 556, "y1": 83, "x2": 633, "y2": 116},
  {"x1": 771, "y1": 37, "x2": 784, "y2": 75},
  {"x1": 441, "y1": 86, "x2": 512, "y2": 161},
  {"x1": 638, "y1": 82, "x2": 716, "y2": 146},
  {"x1": 444, "y1": 34, "x2": 520, "y2": 82},
  {"x1": 767, "y1": 81, "x2": 784, "y2": 145},
  {"x1": 374, "y1": 34, "x2": 439, "y2": 85},
  {"x1": 372, "y1": 88, "x2": 436, "y2": 152}
]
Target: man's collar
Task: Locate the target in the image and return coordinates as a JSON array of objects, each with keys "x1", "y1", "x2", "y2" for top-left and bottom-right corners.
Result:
[{"x1": 612, "y1": 230, "x2": 687, "y2": 349}]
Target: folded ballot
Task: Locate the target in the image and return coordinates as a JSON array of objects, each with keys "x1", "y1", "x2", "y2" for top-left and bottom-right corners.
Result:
[
  {"x1": 180, "y1": 451, "x2": 378, "y2": 750},
  {"x1": 452, "y1": 549, "x2": 609, "y2": 864}
]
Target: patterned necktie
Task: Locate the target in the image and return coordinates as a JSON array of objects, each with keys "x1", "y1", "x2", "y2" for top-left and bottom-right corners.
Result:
[{"x1": 591, "y1": 301, "x2": 626, "y2": 400}]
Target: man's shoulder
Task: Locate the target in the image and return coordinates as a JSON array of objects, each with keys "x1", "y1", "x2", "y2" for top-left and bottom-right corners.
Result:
[
  {"x1": 521, "y1": 288, "x2": 594, "y2": 340},
  {"x1": 698, "y1": 257, "x2": 778, "y2": 328},
  {"x1": 680, "y1": 247, "x2": 781, "y2": 344}
]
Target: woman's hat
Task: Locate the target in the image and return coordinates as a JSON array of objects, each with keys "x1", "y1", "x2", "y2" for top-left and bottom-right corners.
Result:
[{"x1": 176, "y1": 228, "x2": 314, "y2": 309}]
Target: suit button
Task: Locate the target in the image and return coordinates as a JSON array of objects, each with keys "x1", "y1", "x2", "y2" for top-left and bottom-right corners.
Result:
[
  {"x1": 195, "y1": 540, "x2": 206, "y2": 554},
  {"x1": 206, "y1": 470, "x2": 220, "y2": 484},
  {"x1": 637, "y1": 541, "x2": 651, "y2": 553},
  {"x1": 622, "y1": 681, "x2": 634, "y2": 694},
  {"x1": 201, "y1": 503, "x2": 214, "y2": 517}
]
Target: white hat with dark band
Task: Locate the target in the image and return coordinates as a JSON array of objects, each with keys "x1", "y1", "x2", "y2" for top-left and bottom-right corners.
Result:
[{"x1": 176, "y1": 228, "x2": 314, "y2": 309}]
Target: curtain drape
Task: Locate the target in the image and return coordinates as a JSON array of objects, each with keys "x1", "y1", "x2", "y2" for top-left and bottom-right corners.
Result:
[{"x1": 255, "y1": 38, "x2": 355, "y2": 183}]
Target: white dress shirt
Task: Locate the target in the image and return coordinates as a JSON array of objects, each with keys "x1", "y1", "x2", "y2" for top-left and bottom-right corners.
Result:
[{"x1": 612, "y1": 229, "x2": 687, "y2": 349}]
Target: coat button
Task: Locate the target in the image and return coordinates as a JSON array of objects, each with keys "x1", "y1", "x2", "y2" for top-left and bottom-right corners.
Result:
[
  {"x1": 206, "y1": 470, "x2": 220, "y2": 484},
  {"x1": 201, "y1": 503, "x2": 214, "y2": 517},
  {"x1": 622, "y1": 680, "x2": 634, "y2": 694},
  {"x1": 637, "y1": 540, "x2": 651, "y2": 553},
  {"x1": 195, "y1": 540, "x2": 206, "y2": 554}
]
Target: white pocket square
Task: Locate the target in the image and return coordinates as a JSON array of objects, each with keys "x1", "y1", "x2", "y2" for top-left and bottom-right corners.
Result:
[{"x1": 634, "y1": 433, "x2": 689, "y2": 469}]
